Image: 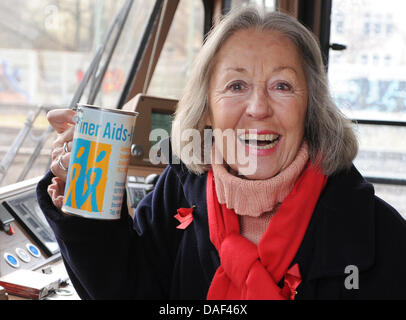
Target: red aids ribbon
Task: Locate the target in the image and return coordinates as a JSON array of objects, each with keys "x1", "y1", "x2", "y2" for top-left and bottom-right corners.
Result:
[{"x1": 174, "y1": 206, "x2": 195, "y2": 229}]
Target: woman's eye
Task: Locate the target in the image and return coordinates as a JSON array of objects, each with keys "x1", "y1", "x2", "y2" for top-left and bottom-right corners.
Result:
[
  {"x1": 274, "y1": 82, "x2": 292, "y2": 91},
  {"x1": 228, "y1": 82, "x2": 245, "y2": 92}
]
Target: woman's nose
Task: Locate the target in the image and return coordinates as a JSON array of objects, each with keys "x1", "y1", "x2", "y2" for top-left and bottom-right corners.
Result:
[{"x1": 245, "y1": 87, "x2": 272, "y2": 120}]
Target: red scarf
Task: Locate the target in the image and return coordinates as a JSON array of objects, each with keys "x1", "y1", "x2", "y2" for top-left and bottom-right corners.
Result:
[{"x1": 206, "y1": 162, "x2": 327, "y2": 300}]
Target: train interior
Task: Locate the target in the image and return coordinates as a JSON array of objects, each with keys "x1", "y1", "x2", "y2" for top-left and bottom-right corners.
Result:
[{"x1": 0, "y1": 0, "x2": 405, "y2": 300}]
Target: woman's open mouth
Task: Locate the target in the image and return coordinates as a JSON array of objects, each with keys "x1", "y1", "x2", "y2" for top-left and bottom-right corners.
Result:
[
  {"x1": 237, "y1": 131, "x2": 281, "y2": 155},
  {"x1": 238, "y1": 132, "x2": 281, "y2": 149}
]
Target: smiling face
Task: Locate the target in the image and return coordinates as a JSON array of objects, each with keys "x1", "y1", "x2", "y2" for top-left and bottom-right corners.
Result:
[{"x1": 208, "y1": 29, "x2": 308, "y2": 180}]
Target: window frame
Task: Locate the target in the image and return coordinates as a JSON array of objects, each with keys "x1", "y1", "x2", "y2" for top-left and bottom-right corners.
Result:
[
  {"x1": 325, "y1": 0, "x2": 406, "y2": 186},
  {"x1": 119, "y1": 0, "x2": 213, "y2": 106}
]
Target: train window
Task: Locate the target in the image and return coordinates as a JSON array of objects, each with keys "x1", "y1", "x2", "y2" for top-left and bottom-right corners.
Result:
[
  {"x1": 0, "y1": 0, "x2": 155, "y2": 187},
  {"x1": 227, "y1": 0, "x2": 276, "y2": 12},
  {"x1": 329, "y1": 0, "x2": 406, "y2": 218},
  {"x1": 88, "y1": 1, "x2": 156, "y2": 107},
  {"x1": 147, "y1": 0, "x2": 204, "y2": 99},
  {"x1": 329, "y1": 0, "x2": 406, "y2": 122}
]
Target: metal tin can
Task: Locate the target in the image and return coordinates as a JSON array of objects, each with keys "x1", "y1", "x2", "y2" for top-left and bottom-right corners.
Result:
[{"x1": 62, "y1": 104, "x2": 138, "y2": 220}]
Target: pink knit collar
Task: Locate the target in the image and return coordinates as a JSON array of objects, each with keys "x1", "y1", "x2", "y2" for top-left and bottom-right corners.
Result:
[{"x1": 211, "y1": 141, "x2": 309, "y2": 217}]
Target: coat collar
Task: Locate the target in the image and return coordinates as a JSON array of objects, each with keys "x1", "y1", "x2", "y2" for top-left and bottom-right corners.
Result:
[
  {"x1": 294, "y1": 165, "x2": 375, "y2": 281},
  {"x1": 169, "y1": 154, "x2": 376, "y2": 282}
]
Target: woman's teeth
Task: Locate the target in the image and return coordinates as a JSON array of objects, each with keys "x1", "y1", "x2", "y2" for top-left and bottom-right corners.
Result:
[{"x1": 238, "y1": 133, "x2": 280, "y2": 149}]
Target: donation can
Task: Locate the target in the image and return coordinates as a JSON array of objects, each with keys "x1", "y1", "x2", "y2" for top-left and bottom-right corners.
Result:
[{"x1": 62, "y1": 104, "x2": 138, "y2": 220}]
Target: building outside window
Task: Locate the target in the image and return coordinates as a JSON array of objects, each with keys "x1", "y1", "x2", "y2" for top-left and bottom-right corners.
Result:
[{"x1": 329, "y1": 0, "x2": 406, "y2": 218}]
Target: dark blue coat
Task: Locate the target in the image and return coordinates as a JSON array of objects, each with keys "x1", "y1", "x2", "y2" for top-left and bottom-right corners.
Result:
[{"x1": 36, "y1": 162, "x2": 406, "y2": 300}]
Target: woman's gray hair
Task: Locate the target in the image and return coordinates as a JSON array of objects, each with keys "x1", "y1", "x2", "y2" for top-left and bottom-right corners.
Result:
[{"x1": 171, "y1": 7, "x2": 358, "y2": 176}]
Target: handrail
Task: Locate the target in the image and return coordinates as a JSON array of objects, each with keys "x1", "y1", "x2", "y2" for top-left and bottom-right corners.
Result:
[
  {"x1": 0, "y1": 107, "x2": 43, "y2": 185},
  {"x1": 365, "y1": 176, "x2": 406, "y2": 186},
  {"x1": 117, "y1": 0, "x2": 164, "y2": 108},
  {"x1": 143, "y1": 0, "x2": 169, "y2": 94},
  {"x1": 87, "y1": 0, "x2": 133, "y2": 105},
  {"x1": 352, "y1": 119, "x2": 406, "y2": 127},
  {"x1": 69, "y1": 0, "x2": 133, "y2": 109}
]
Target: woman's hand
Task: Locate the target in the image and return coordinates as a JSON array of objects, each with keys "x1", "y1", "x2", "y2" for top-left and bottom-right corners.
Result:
[{"x1": 46, "y1": 109, "x2": 76, "y2": 209}]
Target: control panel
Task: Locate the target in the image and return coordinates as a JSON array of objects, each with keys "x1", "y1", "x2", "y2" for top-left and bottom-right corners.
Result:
[
  {"x1": 0, "y1": 203, "x2": 50, "y2": 277},
  {"x1": 0, "y1": 182, "x2": 78, "y2": 300}
]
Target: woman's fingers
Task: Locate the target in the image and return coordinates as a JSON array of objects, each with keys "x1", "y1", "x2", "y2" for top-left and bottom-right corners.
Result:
[
  {"x1": 52, "y1": 125, "x2": 75, "y2": 150},
  {"x1": 47, "y1": 108, "x2": 76, "y2": 208},
  {"x1": 50, "y1": 150, "x2": 70, "y2": 181},
  {"x1": 67, "y1": 141, "x2": 73, "y2": 152},
  {"x1": 48, "y1": 111, "x2": 75, "y2": 182},
  {"x1": 47, "y1": 177, "x2": 66, "y2": 209},
  {"x1": 47, "y1": 109, "x2": 76, "y2": 134}
]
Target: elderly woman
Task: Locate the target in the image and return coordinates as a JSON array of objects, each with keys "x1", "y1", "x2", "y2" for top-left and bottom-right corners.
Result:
[{"x1": 37, "y1": 8, "x2": 406, "y2": 300}]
